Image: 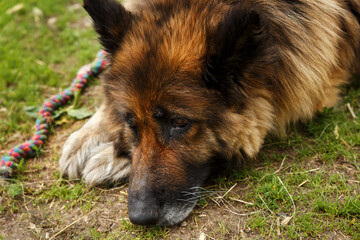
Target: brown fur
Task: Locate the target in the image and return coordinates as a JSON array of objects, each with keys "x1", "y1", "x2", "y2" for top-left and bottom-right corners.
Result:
[
  {"x1": 104, "y1": 0, "x2": 360, "y2": 158},
  {"x1": 60, "y1": 0, "x2": 360, "y2": 226}
]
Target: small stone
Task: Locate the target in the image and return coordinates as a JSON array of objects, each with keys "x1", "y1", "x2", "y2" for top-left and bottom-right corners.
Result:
[
  {"x1": 180, "y1": 221, "x2": 187, "y2": 227},
  {"x1": 198, "y1": 232, "x2": 206, "y2": 240}
]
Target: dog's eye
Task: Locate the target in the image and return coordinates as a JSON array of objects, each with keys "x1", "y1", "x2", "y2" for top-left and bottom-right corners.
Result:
[
  {"x1": 123, "y1": 114, "x2": 139, "y2": 141},
  {"x1": 127, "y1": 118, "x2": 136, "y2": 128},
  {"x1": 170, "y1": 117, "x2": 190, "y2": 138},
  {"x1": 123, "y1": 114, "x2": 136, "y2": 128},
  {"x1": 172, "y1": 118, "x2": 188, "y2": 128}
]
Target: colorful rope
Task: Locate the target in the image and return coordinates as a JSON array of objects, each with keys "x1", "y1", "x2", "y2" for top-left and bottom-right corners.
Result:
[{"x1": 0, "y1": 50, "x2": 109, "y2": 178}]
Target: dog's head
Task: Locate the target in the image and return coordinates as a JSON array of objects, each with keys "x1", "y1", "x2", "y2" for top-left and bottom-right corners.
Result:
[{"x1": 84, "y1": 0, "x2": 270, "y2": 226}]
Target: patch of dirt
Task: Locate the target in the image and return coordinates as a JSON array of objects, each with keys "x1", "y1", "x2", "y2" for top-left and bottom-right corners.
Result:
[{"x1": 0, "y1": 115, "x2": 261, "y2": 239}]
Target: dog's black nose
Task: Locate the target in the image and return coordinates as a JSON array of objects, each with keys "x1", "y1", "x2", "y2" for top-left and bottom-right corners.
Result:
[
  {"x1": 129, "y1": 208, "x2": 160, "y2": 225},
  {"x1": 128, "y1": 180, "x2": 161, "y2": 225}
]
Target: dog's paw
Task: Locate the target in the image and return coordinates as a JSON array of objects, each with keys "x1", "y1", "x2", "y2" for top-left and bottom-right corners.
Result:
[
  {"x1": 59, "y1": 106, "x2": 131, "y2": 186},
  {"x1": 58, "y1": 125, "x2": 108, "y2": 183},
  {"x1": 58, "y1": 107, "x2": 103, "y2": 180},
  {"x1": 81, "y1": 142, "x2": 131, "y2": 185}
]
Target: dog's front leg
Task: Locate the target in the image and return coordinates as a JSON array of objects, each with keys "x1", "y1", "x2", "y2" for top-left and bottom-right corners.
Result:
[{"x1": 59, "y1": 105, "x2": 131, "y2": 186}]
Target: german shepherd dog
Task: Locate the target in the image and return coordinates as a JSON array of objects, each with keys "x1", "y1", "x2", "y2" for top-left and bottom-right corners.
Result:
[{"x1": 59, "y1": 0, "x2": 360, "y2": 226}]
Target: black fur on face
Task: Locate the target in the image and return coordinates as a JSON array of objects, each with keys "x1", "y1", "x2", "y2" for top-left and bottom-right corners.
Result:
[{"x1": 204, "y1": 2, "x2": 273, "y2": 108}]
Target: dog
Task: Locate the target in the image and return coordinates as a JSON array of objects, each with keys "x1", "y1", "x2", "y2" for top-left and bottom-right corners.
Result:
[{"x1": 59, "y1": 0, "x2": 360, "y2": 226}]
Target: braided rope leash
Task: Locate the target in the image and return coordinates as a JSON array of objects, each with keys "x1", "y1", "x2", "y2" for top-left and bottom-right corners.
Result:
[{"x1": 0, "y1": 50, "x2": 110, "y2": 178}]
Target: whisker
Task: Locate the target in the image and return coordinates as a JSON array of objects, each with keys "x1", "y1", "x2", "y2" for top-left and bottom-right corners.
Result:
[
  {"x1": 188, "y1": 186, "x2": 213, "y2": 191},
  {"x1": 178, "y1": 185, "x2": 228, "y2": 202},
  {"x1": 177, "y1": 198, "x2": 198, "y2": 202},
  {"x1": 181, "y1": 191, "x2": 212, "y2": 196},
  {"x1": 181, "y1": 190, "x2": 226, "y2": 195}
]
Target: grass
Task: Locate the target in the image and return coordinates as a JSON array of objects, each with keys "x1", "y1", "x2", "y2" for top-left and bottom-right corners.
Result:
[
  {"x1": 1, "y1": 0, "x2": 359, "y2": 239},
  {"x1": 0, "y1": 0, "x2": 99, "y2": 143},
  {"x1": 238, "y1": 98, "x2": 360, "y2": 238}
]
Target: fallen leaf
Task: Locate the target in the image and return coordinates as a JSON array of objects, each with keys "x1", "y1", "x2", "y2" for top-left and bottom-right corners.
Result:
[
  {"x1": 198, "y1": 232, "x2": 206, "y2": 240},
  {"x1": 55, "y1": 116, "x2": 70, "y2": 126},
  {"x1": 36, "y1": 59, "x2": 45, "y2": 66},
  {"x1": 68, "y1": 3, "x2": 82, "y2": 11},
  {"x1": 280, "y1": 216, "x2": 292, "y2": 226},
  {"x1": 47, "y1": 17, "x2": 57, "y2": 29},
  {"x1": 334, "y1": 125, "x2": 339, "y2": 139},
  {"x1": 33, "y1": 7, "x2": 43, "y2": 24},
  {"x1": 6, "y1": 3, "x2": 24, "y2": 14},
  {"x1": 52, "y1": 109, "x2": 67, "y2": 119},
  {"x1": 33, "y1": 7, "x2": 43, "y2": 16},
  {"x1": 346, "y1": 103, "x2": 357, "y2": 119},
  {"x1": 67, "y1": 107, "x2": 93, "y2": 120},
  {"x1": 23, "y1": 106, "x2": 41, "y2": 119},
  {"x1": 29, "y1": 222, "x2": 42, "y2": 234}
]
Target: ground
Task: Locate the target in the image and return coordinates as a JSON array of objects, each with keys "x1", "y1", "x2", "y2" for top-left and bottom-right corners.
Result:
[{"x1": 0, "y1": 1, "x2": 360, "y2": 239}]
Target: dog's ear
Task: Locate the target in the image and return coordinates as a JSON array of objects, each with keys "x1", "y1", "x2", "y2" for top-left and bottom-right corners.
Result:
[
  {"x1": 204, "y1": 4, "x2": 269, "y2": 93},
  {"x1": 84, "y1": 0, "x2": 133, "y2": 55}
]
